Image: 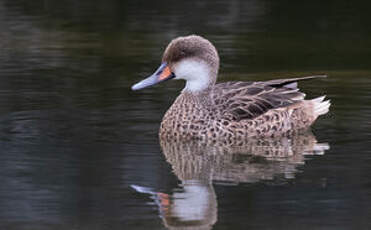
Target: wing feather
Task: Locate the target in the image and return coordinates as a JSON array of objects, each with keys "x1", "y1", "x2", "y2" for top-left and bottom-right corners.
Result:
[{"x1": 211, "y1": 76, "x2": 324, "y2": 121}]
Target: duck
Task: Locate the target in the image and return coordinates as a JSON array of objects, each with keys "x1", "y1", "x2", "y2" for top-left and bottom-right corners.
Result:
[{"x1": 131, "y1": 35, "x2": 330, "y2": 141}]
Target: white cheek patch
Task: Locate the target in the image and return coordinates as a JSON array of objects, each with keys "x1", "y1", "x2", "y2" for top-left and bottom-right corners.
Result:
[{"x1": 173, "y1": 59, "x2": 211, "y2": 92}]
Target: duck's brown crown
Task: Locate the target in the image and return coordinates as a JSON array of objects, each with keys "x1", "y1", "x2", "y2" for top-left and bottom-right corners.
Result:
[{"x1": 162, "y1": 35, "x2": 220, "y2": 75}]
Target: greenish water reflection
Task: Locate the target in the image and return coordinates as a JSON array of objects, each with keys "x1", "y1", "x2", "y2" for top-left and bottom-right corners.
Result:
[{"x1": 0, "y1": 0, "x2": 371, "y2": 230}]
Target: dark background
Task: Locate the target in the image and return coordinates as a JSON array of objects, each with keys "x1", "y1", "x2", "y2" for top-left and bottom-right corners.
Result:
[{"x1": 0, "y1": 0, "x2": 371, "y2": 229}]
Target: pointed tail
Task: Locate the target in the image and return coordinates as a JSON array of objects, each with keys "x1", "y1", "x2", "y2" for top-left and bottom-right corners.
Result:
[{"x1": 312, "y1": 95, "x2": 331, "y2": 117}]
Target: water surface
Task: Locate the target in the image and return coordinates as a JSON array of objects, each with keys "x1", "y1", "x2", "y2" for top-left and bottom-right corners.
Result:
[{"x1": 0, "y1": 1, "x2": 371, "y2": 229}]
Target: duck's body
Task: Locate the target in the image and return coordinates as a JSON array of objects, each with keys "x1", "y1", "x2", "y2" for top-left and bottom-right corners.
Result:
[
  {"x1": 132, "y1": 35, "x2": 330, "y2": 140},
  {"x1": 160, "y1": 77, "x2": 329, "y2": 140}
]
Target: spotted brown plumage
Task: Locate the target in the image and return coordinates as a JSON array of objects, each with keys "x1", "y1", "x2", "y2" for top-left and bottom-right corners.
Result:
[{"x1": 132, "y1": 35, "x2": 331, "y2": 141}]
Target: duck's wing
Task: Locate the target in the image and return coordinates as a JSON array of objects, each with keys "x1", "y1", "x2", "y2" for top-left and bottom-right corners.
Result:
[
  {"x1": 211, "y1": 75, "x2": 326, "y2": 121},
  {"x1": 261, "y1": 75, "x2": 326, "y2": 88}
]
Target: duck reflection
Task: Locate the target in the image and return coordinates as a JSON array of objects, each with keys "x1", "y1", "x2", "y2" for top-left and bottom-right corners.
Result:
[
  {"x1": 132, "y1": 132, "x2": 329, "y2": 230},
  {"x1": 132, "y1": 181, "x2": 217, "y2": 230}
]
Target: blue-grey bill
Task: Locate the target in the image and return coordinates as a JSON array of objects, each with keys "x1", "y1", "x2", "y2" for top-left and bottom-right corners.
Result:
[
  {"x1": 131, "y1": 63, "x2": 174, "y2": 91},
  {"x1": 131, "y1": 73, "x2": 160, "y2": 91}
]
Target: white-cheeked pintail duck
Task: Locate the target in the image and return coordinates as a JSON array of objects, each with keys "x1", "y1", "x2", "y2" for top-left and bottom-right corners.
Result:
[{"x1": 132, "y1": 35, "x2": 330, "y2": 140}]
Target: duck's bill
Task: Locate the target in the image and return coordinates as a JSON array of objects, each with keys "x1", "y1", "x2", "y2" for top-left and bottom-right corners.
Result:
[{"x1": 131, "y1": 63, "x2": 175, "y2": 91}]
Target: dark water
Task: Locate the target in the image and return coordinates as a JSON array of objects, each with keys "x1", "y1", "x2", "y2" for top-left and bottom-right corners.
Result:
[{"x1": 1, "y1": 0, "x2": 371, "y2": 229}]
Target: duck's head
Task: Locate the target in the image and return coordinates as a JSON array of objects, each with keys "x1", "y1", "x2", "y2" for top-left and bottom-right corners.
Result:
[{"x1": 131, "y1": 35, "x2": 220, "y2": 92}]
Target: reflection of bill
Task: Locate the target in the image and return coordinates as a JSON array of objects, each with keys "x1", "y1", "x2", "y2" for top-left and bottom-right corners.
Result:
[
  {"x1": 132, "y1": 132, "x2": 329, "y2": 229},
  {"x1": 132, "y1": 182, "x2": 216, "y2": 230}
]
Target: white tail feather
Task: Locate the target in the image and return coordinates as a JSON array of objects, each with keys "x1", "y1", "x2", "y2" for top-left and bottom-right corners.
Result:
[{"x1": 312, "y1": 95, "x2": 331, "y2": 116}]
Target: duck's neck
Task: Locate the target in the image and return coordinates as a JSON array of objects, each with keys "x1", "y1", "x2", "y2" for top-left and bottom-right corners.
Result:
[
  {"x1": 183, "y1": 72, "x2": 215, "y2": 92},
  {"x1": 174, "y1": 59, "x2": 217, "y2": 93},
  {"x1": 183, "y1": 81, "x2": 214, "y2": 94},
  {"x1": 179, "y1": 89, "x2": 213, "y2": 109}
]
